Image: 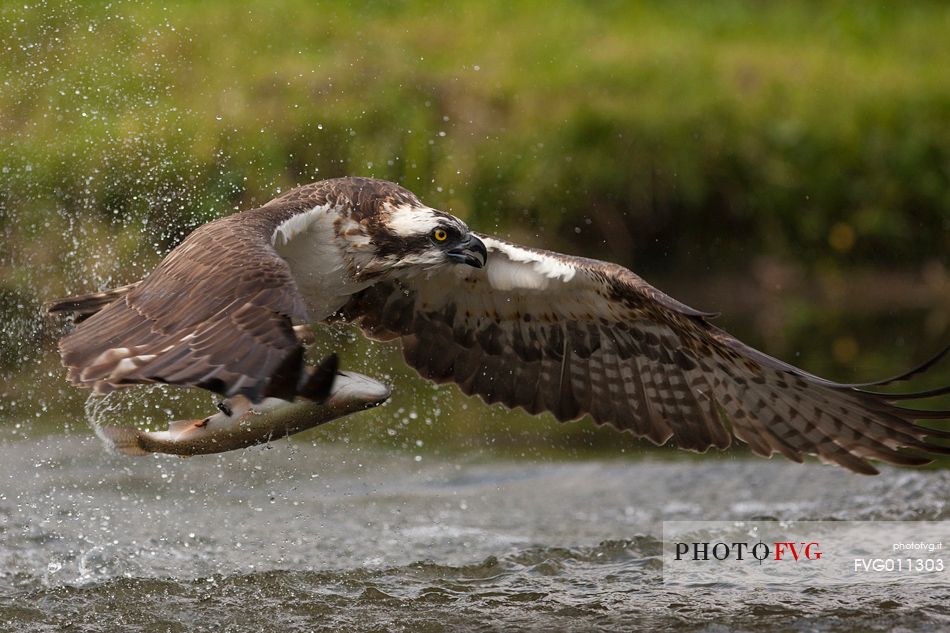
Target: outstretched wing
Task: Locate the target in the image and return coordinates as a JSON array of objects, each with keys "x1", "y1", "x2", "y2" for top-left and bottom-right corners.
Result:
[
  {"x1": 342, "y1": 235, "x2": 949, "y2": 474},
  {"x1": 53, "y1": 207, "x2": 313, "y2": 402},
  {"x1": 49, "y1": 177, "x2": 442, "y2": 402}
]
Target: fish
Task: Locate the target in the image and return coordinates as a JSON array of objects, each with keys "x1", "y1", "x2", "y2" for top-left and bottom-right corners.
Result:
[{"x1": 98, "y1": 371, "x2": 391, "y2": 456}]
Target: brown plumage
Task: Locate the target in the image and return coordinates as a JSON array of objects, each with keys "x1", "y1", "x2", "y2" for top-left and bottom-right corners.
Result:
[
  {"x1": 46, "y1": 282, "x2": 141, "y2": 323},
  {"x1": 338, "y1": 235, "x2": 949, "y2": 475},
  {"x1": 48, "y1": 178, "x2": 420, "y2": 402},
  {"x1": 48, "y1": 177, "x2": 950, "y2": 473}
]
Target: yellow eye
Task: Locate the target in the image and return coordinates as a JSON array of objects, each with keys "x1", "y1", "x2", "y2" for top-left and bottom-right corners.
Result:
[{"x1": 433, "y1": 228, "x2": 448, "y2": 242}]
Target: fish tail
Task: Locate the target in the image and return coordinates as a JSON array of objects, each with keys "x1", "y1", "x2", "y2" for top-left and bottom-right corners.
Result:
[{"x1": 99, "y1": 426, "x2": 149, "y2": 456}]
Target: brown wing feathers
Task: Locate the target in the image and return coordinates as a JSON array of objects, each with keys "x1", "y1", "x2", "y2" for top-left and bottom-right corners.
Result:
[
  {"x1": 52, "y1": 206, "x2": 314, "y2": 402},
  {"x1": 341, "y1": 247, "x2": 948, "y2": 474},
  {"x1": 46, "y1": 282, "x2": 142, "y2": 323}
]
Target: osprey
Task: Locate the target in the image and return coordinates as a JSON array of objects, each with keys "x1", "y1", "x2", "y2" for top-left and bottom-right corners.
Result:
[{"x1": 49, "y1": 177, "x2": 949, "y2": 474}]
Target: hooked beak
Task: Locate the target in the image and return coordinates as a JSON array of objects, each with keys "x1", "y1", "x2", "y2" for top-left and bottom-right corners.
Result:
[{"x1": 447, "y1": 234, "x2": 488, "y2": 269}]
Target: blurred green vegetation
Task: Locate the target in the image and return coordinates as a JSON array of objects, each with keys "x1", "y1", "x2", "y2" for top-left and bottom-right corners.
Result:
[{"x1": 0, "y1": 0, "x2": 947, "y2": 461}]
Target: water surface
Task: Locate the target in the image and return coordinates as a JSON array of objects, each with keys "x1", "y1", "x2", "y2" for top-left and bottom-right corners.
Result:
[{"x1": 1, "y1": 433, "x2": 947, "y2": 632}]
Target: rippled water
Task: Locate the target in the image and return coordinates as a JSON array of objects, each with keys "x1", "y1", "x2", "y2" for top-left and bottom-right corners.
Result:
[{"x1": 0, "y1": 433, "x2": 947, "y2": 632}]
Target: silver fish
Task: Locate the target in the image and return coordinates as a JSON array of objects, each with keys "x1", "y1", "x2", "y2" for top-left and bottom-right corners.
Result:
[{"x1": 99, "y1": 371, "x2": 390, "y2": 456}]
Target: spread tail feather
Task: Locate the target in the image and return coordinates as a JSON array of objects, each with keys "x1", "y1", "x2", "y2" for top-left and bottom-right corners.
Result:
[
  {"x1": 46, "y1": 282, "x2": 141, "y2": 322},
  {"x1": 99, "y1": 426, "x2": 149, "y2": 456}
]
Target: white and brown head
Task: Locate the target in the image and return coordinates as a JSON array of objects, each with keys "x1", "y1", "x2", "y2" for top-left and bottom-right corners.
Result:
[{"x1": 272, "y1": 177, "x2": 488, "y2": 278}]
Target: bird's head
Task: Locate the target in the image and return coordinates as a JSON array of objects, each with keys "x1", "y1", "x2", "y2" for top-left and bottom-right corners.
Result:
[
  {"x1": 354, "y1": 202, "x2": 488, "y2": 277},
  {"x1": 302, "y1": 177, "x2": 487, "y2": 279}
]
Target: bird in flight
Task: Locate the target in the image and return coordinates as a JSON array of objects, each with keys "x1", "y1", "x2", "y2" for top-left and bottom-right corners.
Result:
[{"x1": 48, "y1": 177, "x2": 949, "y2": 474}]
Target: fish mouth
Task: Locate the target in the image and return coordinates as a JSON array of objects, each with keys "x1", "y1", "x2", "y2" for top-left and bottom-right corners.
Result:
[{"x1": 328, "y1": 371, "x2": 391, "y2": 407}]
